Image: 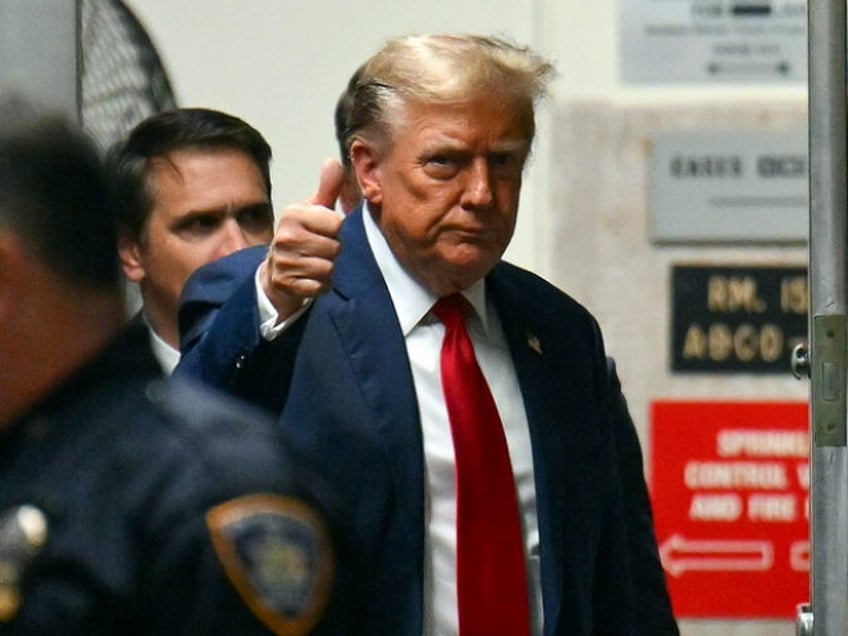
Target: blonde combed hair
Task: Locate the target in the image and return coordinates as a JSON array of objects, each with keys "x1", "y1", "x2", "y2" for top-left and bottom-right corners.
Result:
[{"x1": 345, "y1": 33, "x2": 556, "y2": 154}]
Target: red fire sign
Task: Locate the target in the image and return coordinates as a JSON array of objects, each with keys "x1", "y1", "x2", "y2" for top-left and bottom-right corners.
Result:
[{"x1": 650, "y1": 401, "x2": 809, "y2": 619}]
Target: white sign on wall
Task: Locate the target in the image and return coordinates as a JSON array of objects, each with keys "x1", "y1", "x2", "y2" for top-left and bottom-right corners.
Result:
[
  {"x1": 651, "y1": 129, "x2": 807, "y2": 243},
  {"x1": 619, "y1": 0, "x2": 807, "y2": 84}
]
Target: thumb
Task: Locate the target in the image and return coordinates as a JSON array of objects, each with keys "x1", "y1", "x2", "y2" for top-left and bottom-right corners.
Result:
[{"x1": 310, "y1": 158, "x2": 346, "y2": 209}]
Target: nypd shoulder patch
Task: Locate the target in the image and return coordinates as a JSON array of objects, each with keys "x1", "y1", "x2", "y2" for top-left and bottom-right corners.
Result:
[{"x1": 206, "y1": 494, "x2": 334, "y2": 636}]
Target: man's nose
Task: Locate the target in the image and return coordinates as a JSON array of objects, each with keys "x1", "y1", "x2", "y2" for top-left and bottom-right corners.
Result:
[
  {"x1": 461, "y1": 159, "x2": 494, "y2": 209},
  {"x1": 218, "y1": 217, "x2": 250, "y2": 255}
]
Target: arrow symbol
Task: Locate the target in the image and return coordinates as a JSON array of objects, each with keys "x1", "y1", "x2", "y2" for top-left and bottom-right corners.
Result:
[
  {"x1": 790, "y1": 541, "x2": 809, "y2": 572},
  {"x1": 660, "y1": 534, "x2": 774, "y2": 577}
]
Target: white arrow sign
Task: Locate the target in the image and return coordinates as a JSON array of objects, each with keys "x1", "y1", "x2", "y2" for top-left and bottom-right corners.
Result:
[
  {"x1": 790, "y1": 541, "x2": 809, "y2": 572},
  {"x1": 660, "y1": 534, "x2": 774, "y2": 577}
]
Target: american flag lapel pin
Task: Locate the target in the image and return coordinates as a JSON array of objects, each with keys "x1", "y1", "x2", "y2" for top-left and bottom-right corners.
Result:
[{"x1": 527, "y1": 334, "x2": 543, "y2": 355}]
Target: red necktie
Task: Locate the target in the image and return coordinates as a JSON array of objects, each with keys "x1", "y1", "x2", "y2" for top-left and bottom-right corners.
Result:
[{"x1": 432, "y1": 293, "x2": 531, "y2": 636}]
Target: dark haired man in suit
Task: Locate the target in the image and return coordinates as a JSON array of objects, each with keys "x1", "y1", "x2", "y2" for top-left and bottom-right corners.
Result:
[{"x1": 107, "y1": 108, "x2": 275, "y2": 372}]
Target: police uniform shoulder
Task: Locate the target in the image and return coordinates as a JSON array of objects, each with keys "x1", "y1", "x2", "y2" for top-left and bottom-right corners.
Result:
[
  {"x1": 143, "y1": 377, "x2": 337, "y2": 636},
  {"x1": 141, "y1": 377, "x2": 284, "y2": 465},
  {"x1": 128, "y1": 378, "x2": 336, "y2": 636},
  {"x1": 151, "y1": 376, "x2": 274, "y2": 431}
]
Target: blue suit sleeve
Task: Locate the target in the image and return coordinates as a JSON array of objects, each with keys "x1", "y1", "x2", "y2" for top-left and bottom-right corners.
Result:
[{"x1": 175, "y1": 250, "x2": 305, "y2": 417}]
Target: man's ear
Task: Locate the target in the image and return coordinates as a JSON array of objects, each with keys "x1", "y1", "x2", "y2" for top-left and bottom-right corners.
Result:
[
  {"x1": 0, "y1": 232, "x2": 27, "y2": 318},
  {"x1": 117, "y1": 235, "x2": 145, "y2": 283},
  {"x1": 338, "y1": 171, "x2": 363, "y2": 215},
  {"x1": 350, "y1": 140, "x2": 383, "y2": 206}
]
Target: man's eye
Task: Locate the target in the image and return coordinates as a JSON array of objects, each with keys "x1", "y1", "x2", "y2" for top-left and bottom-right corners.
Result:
[
  {"x1": 177, "y1": 215, "x2": 221, "y2": 238},
  {"x1": 489, "y1": 152, "x2": 526, "y2": 177},
  {"x1": 423, "y1": 155, "x2": 461, "y2": 178},
  {"x1": 491, "y1": 153, "x2": 523, "y2": 169},
  {"x1": 236, "y1": 204, "x2": 274, "y2": 234}
]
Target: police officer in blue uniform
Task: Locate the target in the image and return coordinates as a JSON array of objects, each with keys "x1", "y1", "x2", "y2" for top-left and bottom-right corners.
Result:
[{"x1": 0, "y1": 101, "x2": 335, "y2": 635}]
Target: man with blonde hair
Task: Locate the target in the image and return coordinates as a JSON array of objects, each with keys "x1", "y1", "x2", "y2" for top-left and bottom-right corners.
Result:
[{"x1": 179, "y1": 34, "x2": 637, "y2": 635}]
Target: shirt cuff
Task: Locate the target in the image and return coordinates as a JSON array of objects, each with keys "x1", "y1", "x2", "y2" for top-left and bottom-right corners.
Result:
[{"x1": 254, "y1": 266, "x2": 312, "y2": 340}]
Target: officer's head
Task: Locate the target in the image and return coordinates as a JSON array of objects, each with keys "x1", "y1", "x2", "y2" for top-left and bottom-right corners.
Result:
[
  {"x1": 0, "y1": 98, "x2": 120, "y2": 292},
  {"x1": 0, "y1": 98, "x2": 125, "y2": 426}
]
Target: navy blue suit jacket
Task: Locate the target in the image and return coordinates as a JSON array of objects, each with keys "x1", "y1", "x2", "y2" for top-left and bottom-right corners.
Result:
[{"x1": 176, "y1": 207, "x2": 674, "y2": 634}]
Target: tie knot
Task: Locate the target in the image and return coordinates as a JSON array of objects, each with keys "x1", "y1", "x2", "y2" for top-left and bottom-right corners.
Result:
[{"x1": 432, "y1": 293, "x2": 472, "y2": 328}]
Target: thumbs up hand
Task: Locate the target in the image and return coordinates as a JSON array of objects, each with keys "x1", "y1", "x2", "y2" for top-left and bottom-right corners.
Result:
[{"x1": 260, "y1": 159, "x2": 346, "y2": 320}]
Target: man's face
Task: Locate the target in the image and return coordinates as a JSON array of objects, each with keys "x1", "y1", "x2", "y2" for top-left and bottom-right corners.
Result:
[
  {"x1": 356, "y1": 98, "x2": 529, "y2": 296},
  {"x1": 119, "y1": 147, "x2": 273, "y2": 345}
]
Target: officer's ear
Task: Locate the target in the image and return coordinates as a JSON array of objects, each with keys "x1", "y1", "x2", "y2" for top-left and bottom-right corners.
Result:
[
  {"x1": 0, "y1": 231, "x2": 27, "y2": 319},
  {"x1": 350, "y1": 139, "x2": 384, "y2": 206}
]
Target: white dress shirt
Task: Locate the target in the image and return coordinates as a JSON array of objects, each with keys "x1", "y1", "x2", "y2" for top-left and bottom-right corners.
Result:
[{"x1": 144, "y1": 316, "x2": 180, "y2": 375}]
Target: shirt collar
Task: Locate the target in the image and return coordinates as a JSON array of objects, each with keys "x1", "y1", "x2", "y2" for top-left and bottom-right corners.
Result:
[
  {"x1": 361, "y1": 202, "x2": 489, "y2": 335},
  {"x1": 142, "y1": 313, "x2": 180, "y2": 374}
]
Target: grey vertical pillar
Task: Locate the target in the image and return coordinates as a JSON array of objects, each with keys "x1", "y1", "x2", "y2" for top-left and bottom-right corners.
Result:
[
  {"x1": 0, "y1": 0, "x2": 80, "y2": 121},
  {"x1": 803, "y1": 0, "x2": 848, "y2": 634}
]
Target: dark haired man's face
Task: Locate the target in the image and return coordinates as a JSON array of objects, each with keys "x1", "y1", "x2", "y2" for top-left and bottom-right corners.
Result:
[{"x1": 119, "y1": 147, "x2": 273, "y2": 347}]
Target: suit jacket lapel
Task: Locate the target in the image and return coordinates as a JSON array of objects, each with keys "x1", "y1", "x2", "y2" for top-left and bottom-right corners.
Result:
[
  {"x1": 328, "y1": 207, "x2": 425, "y2": 558},
  {"x1": 488, "y1": 264, "x2": 600, "y2": 634},
  {"x1": 487, "y1": 267, "x2": 561, "y2": 623}
]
